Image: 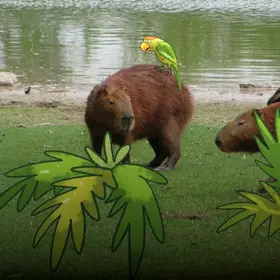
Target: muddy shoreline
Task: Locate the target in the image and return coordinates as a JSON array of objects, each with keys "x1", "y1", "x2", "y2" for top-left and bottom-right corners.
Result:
[
  {"x1": 0, "y1": 83, "x2": 275, "y2": 109},
  {"x1": 1, "y1": 83, "x2": 276, "y2": 129}
]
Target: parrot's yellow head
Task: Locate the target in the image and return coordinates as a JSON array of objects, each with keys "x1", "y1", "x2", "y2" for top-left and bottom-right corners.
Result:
[{"x1": 140, "y1": 36, "x2": 163, "y2": 53}]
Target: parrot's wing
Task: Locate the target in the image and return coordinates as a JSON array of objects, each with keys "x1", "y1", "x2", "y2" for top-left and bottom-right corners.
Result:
[{"x1": 155, "y1": 41, "x2": 178, "y2": 65}]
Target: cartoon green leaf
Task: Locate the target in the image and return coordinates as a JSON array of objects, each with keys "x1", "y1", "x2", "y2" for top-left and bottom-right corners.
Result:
[
  {"x1": 217, "y1": 182, "x2": 280, "y2": 237},
  {"x1": 1, "y1": 151, "x2": 94, "y2": 211},
  {"x1": 254, "y1": 109, "x2": 276, "y2": 147},
  {"x1": 106, "y1": 164, "x2": 167, "y2": 278},
  {"x1": 0, "y1": 131, "x2": 128, "y2": 212},
  {"x1": 253, "y1": 109, "x2": 280, "y2": 191},
  {"x1": 32, "y1": 167, "x2": 117, "y2": 272},
  {"x1": 86, "y1": 132, "x2": 130, "y2": 169}
]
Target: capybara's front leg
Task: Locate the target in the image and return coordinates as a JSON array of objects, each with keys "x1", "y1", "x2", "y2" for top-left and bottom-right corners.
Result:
[
  {"x1": 121, "y1": 152, "x2": 131, "y2": 164},
  {"x1": 155, "y1": 119, "x2": 181, "y2": 171},
  {"x1": 90, "y1": 133, "x2": 104, "y2": 157},
  {"x1": 258, "y1": 176, "x2": 277, "y2": 194},
  {"x1": 120, "y1": 134, "x2": 133, "y2": 164},
  {"x1": 146, "y1": 136, "x2": 168, "y2": 168}
]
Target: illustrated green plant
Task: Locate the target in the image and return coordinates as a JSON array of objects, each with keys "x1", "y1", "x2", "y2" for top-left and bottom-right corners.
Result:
[
  {"x1": 0, "y1": 132, "x2": 168, "y2": 279},
  {"x1": 217, "y1": 109, "x2": 280, "y2": 237}
]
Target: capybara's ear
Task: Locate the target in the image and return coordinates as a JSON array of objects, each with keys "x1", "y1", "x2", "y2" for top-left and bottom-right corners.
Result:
[
  {"x1": 122, "y1": 85, "x2": 128, "y2": 93},
  {"x1": 92, "y1": 84, "x2": 108, "y2": 98}
]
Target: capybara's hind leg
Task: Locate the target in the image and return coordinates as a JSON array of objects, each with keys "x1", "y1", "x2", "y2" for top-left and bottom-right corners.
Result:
[
  {"x1": 155, "y1": 119, "x2": 181, "y2": 171},
  {"x1": 146, "y1": 136, "x2": 168, "y2": 168}
]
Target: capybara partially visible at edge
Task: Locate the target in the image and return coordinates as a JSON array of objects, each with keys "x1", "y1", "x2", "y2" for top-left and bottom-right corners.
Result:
[
  {"x1": 85, "y1": 64, "x2": 194, "y2": 171},
  {"x1": 215, "y1": 102, "x2": 280, "y2": 192},
  {"x1": 215, "y1": 102, "x2": 280, "y2": 153}
]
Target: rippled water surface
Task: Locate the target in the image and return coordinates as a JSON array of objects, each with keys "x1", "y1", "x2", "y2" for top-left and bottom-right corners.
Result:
[{"x1": 0, "y1": 0, "x2": 280, "y2": 99}]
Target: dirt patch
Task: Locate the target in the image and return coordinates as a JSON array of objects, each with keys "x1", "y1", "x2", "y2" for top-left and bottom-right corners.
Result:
[
  {"x1": 161, "y1": 211, "x2": 209, "y2": 220},
  {"x1": 0, "y1": 83, "x2": 274, "y2": 128}
]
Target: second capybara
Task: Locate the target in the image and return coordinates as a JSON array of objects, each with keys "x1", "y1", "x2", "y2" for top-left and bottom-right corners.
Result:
[
  {"x1": 215, "y1": 102, "x2": 280, "y2": 193},
  {"x1": 215, "y1": 102, "x2": 280, "y2": 154},
  {"x1": 85, "y1": 64, "x2": 194, "y2": 171}
]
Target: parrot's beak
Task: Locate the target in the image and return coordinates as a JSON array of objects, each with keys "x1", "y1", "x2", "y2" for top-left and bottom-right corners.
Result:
[{"x1": 140, "y1": 42, "x2": 150, "y2": 52}]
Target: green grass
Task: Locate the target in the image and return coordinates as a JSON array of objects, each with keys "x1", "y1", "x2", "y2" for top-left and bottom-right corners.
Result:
[{"x1": 0, "y1": 108, "x2": 279, "y2": 279}]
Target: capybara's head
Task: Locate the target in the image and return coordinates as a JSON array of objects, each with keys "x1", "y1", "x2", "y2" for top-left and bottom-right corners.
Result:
[
  {"x1": 86, "y1": 84, "x2": 135, "y2": 133},
  {"x1": 215, "y1": 108, "x2": 263, "y2": 153}
]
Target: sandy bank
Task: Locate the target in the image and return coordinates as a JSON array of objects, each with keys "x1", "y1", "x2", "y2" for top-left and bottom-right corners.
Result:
[{"x1": 0, "y1": 83, "x2": 275, "y2": 109}]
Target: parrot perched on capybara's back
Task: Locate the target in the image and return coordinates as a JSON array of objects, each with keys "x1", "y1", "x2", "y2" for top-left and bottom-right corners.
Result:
[{"x1": 140, "y1": 36, "x2": 182, "y2": 91}]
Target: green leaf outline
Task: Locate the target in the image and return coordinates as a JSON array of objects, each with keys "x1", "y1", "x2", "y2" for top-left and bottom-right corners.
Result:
[
  {"x1": 1, "y1": 150, "x2": 93, "y2": 211},
  {"x1": 1, "y1": 130, "x2": 167, "y2": 279},
  {"x1": 106, "y1": 163, "x2": 167, "y2": 278},
  {"x1": 31, "y1": 173, "x2": 104, "y2": 272}
]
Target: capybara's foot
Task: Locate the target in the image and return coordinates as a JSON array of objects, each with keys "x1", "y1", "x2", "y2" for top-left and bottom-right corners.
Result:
[
  {"x1": 142, "y1": 161, "x2": 162, "y2": 169},
  {"x1": 120, "y1": 153, "x2": 131, "y2": 164},
  {"x1": 257, "y1": 176, "x2": 276, "y2": 194},
  {"x1": 154, "y1": 165, "x2": 174, "y2": 171}
]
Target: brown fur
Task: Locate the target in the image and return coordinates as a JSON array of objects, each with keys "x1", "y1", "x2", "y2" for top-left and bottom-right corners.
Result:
[
  {"x1": 85, "y1": 64, "x2": 194, "y2": 170},
  {"x1": 215, "y1": 102, "x2": 280, "y2": 154}
]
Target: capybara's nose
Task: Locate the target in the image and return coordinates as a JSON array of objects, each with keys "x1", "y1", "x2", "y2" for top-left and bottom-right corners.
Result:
[
  {"x1": 121, "y1": 114, "x2": 134, "y2": 131},
  {"x1": 122, "y1": 114, "x2": 134, "y2": 122},
  {"x1": 215, "y1": 135, "x2": 222, "y2": 147}
]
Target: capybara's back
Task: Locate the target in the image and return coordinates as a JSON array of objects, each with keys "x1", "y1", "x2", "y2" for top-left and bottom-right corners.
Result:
[{"x1": 85, "y1": 64, "x2": 194, "y2": 170}]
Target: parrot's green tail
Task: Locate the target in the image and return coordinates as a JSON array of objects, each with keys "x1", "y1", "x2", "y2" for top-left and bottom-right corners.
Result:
[{"x1": 171, "y1": 64, "x2": 182, "y2": 91}]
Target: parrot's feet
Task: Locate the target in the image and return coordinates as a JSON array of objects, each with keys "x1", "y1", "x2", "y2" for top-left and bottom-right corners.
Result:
[
  {"x1": 154, "y1": 65, "x2": 165, "y2": 73},
  {"x1": 164, "y1": 68, "x2": 172, "y2": 75}
]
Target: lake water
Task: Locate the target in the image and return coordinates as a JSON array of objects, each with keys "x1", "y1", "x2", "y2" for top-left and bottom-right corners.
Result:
[{"x1": 0, "y1": 0, "x2": 280, "y2": 101}]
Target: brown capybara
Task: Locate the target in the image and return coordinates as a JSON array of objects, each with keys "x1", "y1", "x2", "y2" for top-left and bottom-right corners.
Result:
[
  {"x1": 85, "y1": 64, "x2": 194, "y2": 171},
  {"x1": 215, "y1": 102, "x2": 280, "y2": 153},
  {"x1": 215, "y1": 102, "x2": 280, "y2": 193}
]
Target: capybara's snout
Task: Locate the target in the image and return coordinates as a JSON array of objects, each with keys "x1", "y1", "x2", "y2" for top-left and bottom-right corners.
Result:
[
  {"x1": 121, "y1": 113, "x2": 135, "y2": 131},
  {"x1": 215, "y1": 134, "x2": 222, "y2": 148}
]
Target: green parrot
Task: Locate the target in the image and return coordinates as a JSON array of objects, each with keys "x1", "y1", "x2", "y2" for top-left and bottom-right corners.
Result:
[{"x1": 140, "y1": 36, "x2": 182, "y2": 91}]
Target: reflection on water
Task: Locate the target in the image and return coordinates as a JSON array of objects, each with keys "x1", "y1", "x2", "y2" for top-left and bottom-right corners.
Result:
[
  {"x1": 1, "y1": 0, "x2": 280, "y2": 14},
  {"x1": 0, "y1": 0, "x2": 280, "y2": 99}
]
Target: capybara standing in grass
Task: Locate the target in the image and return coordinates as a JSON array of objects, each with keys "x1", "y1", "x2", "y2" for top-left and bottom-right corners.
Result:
[
  {"x1": 215, "y1": 102, "x2": 280, "y2": 192},
  {"x1": 85, "y1": 64, "x2": 194, "y2": 171}
]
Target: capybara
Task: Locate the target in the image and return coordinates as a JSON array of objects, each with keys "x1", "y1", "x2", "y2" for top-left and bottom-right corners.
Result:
[
  {"x1": 215, "y1": 102, "x2": 280, "y2": 193},
  {"x1": 84, "y1": 64, "x2": 194, "y2": 171},
  {"x1": 215, "y1": 102, "x2": 280, "y2": 153}
]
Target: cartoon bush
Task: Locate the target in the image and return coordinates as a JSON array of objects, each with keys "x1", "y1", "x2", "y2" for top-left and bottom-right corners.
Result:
[
  {"x1": 217, "y1": 109, "x2": 280, "y2": 237},
  {"x1": 0, "y1": 132, "x2": 168, "y2": 279}
]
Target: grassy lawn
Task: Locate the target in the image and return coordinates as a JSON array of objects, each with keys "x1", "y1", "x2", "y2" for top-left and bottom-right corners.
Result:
[{"x1": 0, "y1": 106, "x2": 279, "y2": 279}]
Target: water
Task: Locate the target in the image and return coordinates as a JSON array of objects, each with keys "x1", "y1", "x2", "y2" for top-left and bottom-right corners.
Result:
[{"x1": 0, "y1": 0, "x2": 280, "y2": 101}]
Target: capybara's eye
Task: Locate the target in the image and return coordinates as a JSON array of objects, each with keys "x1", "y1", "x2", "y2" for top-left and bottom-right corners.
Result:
[
  {"x1": 238, "y1": 120, "x2": 245, "y2": 126},
  {"x1": 109, "y1": 100, "x2": 114, "y2": 104}
]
